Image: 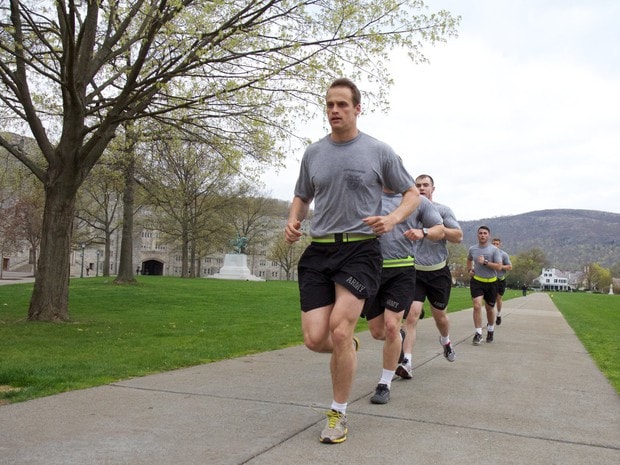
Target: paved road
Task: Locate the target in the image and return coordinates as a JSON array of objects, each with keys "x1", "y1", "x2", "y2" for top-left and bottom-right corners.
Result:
[
  {"x1": 0, "y1": 271, "x2": 35, "y2": 285},
  {"x1": 0, "y1": 292, "x2": 618, "y2": 464}
]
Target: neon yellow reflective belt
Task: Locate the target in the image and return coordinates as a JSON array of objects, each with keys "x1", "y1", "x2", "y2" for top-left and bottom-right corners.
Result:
[
  {"x1": 473, "y1": 275, "x2": 498, "y2": 283},
  {"x1": 312, "y1": 233, "x2": 377, "y2": 244},
  {"x1": 383, "y1": 256, "x2": 415, "y2": 268}
]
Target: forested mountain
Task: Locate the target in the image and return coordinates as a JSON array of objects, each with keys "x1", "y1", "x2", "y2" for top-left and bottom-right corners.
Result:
[{"x1": 459, "y1": 209, "x2": 620, "y2": 270}]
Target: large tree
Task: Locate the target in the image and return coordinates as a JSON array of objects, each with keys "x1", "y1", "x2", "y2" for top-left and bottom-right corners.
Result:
[{"x1": 0, "y1": 1, "x2": 459, "y2": 321}]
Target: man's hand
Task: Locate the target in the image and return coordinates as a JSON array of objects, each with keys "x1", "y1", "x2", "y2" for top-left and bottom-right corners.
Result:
[
  {"x1": 284, "y1": 220, "x2": 303, "y2": 244},
  {"x1": 362, "y1": 214, "x2": 398, "y2": 235}
]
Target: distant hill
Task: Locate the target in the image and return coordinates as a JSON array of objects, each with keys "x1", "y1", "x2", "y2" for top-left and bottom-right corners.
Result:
[{"x1": 459, "y1": 209, "x2": 620, "y2": 271}]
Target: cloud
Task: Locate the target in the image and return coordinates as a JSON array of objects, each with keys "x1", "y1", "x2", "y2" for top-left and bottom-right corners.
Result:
[{"x1": 261, "y1": 1, "x2": 620, "y2": 221}]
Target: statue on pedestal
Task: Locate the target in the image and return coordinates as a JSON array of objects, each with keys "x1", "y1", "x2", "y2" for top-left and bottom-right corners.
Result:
[
  {"x1": 209, "y1": 234, "x2": 263, "y2": 281},
  {"x1": 230, "y1": 235, "x2": 248, "y2": 254}
]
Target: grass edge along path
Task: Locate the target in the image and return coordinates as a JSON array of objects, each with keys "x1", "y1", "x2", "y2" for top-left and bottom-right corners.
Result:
[
  {"x1": 0, "y1": 277, "x2": 616, "y2": 404},
  {"x1": 549, "y1": 292, "x2": 619, "y2": 393}
]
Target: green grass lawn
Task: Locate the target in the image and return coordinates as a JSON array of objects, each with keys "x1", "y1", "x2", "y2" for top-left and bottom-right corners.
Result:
[
  {"x1": 0, "y1": 277, "x2": 616, "y2": 404},
  {"x1": 549, "y1": 292, "x2": 619, "y2": 392}
]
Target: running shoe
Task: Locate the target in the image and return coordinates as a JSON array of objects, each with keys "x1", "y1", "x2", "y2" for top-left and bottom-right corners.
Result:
[
  {"x1": 370, "y1": 383, "x2": 390, "y2": 404},
  {"x1": 486, "y1": 330, "x2": 494, "y2": 343},
  {"x1": 441, "y1": 337, "x2": 456, "y2": 362},
  {"x1": 472, "y1": 333, "x2": 482, "y2": 345},
  {"x1": 319, "y1": 409, "x2": 348, "y2": 444},
  {"x1": 395, "y1": 358, "x2": 413, "y2": 379},
  {"x1": 496, "y1": 315, "x2": 502, "y2": 325}
]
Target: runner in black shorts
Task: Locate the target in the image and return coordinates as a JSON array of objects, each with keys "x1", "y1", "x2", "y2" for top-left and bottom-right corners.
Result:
[
  {"x1": 284, "y1": 78, "x2": 419, "y2": 444},
  {"x1": 396, "y1": 175, "x2": 463, "y2": 379},
  {"x1": 363, "y1": 190, "x2": 442, "y2": 404},
  {"x1": 467, "y1": 226, "x2": 503, "y2": 345},
  {"x1": 491, "y1": 237, "x2": 512, "y2": 325}
]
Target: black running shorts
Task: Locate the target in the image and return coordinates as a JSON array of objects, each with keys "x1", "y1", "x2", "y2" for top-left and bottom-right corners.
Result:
[
  {"x1": 298, "y1": 239, "x2": 382, "y2": 312},
  {"x1": 362, "y1": 266, "x2": 416, "y2": 321},
  {"x1": 469, "y1": 278, "x2": 498, "y2": 307},
  {"x1": 497, "y1": 278, "x2": 507, "y2": 296},
  {"x1": 413, "y1": 265, "x2": 452, "y2": 310}
]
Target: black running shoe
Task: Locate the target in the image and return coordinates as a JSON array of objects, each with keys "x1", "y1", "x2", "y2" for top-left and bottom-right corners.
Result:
[
  {"x1": 370, "y1": 383, "x2": 390, "y2": 404},
  {"x1": 472, "y1": 333, "x2": 482, "y2": 345},
  {"x1": 496, "y1": 315, "x2": 502, "y2": 325},
  {"x1": 486, "y1": 330, "x2": 494, "y2": 343}
]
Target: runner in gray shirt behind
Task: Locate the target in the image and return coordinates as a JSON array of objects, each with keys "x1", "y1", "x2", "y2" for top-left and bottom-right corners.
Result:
[
  {"x1": 396, "y1": 174, "x2": 463, "y2": 379},
  {"x1": 467, "y1": 226, "x2": 503, "y2": 345},
  {"x1": 364, "y1": 191, "x2": 443, "y2": 403}
]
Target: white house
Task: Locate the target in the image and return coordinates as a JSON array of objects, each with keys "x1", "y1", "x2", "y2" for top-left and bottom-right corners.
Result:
[{"x1": 536, "y1": 268, "x2": 575, "y2": 291}]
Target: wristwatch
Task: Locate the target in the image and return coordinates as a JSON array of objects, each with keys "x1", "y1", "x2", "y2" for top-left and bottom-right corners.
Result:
[{"x1": 422, "y1": 228, "x2": 429, "y2": 237}]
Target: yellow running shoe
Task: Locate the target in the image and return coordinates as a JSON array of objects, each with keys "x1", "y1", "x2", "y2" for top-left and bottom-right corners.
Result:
[{"x1": 319, "y1": 409, "x2": 348, "y2": 444}]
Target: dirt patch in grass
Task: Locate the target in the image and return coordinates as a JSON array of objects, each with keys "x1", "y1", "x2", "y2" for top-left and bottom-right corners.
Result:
[{"x1": 0, "y1": 385, "x2": 21, "y2": 406}]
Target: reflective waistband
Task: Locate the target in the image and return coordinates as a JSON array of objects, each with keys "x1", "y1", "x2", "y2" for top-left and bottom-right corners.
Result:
[
  {"x1": 383, "y1": 256, "x2": 415, "y2": 268},
  {"x1": 311, "y1": 233, "x2": 377, "y2": 244},
  {"x1": 473, "y1": 275, "x2": 498, "y2": 283},
  {"x1": 415, "y1": 260, "x2": 447, "y2": 272}
]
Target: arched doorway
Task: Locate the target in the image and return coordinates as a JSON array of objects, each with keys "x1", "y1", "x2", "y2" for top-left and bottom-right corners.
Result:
[{"x1": 141, "y1": 259, "x2": 164, "y2": 276}]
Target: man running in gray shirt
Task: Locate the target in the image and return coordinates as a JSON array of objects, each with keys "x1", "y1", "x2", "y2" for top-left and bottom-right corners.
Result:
[
  {"x1": 467, "y1": 226, "x2": 503, "y2": 344},
  {"x1": 285, "y1": 78, "x2": 419, "y2": 444},
  {"x1": 396, "y1": 174, "x2": 463, "y2": 379}
]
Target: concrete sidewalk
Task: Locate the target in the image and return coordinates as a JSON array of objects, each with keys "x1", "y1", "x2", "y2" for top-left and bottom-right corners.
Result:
[{"x1": 0, "y1": 293, "x2": 618, "y2": 464}]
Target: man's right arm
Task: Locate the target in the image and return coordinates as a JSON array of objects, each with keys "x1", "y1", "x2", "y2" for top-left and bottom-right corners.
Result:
[{"x1": 285, "y1": 196, "x2": 311, "y2": 243}]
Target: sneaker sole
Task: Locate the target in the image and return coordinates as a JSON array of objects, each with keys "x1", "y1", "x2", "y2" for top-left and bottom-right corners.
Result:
[
  {"x1": 370, "y1": 397, "x2": 389, "y2": 404},
  {"x1": 395, "y1": 365, "x2": 412, "y2": 379},
  {"x1": 320, "y1": 432, "x2": 348, "y2": 444}
]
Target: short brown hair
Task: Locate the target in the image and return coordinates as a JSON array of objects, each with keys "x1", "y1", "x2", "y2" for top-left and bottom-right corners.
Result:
[{"x1": 328, "y1": 78, "x2": 362, "y2": 107}]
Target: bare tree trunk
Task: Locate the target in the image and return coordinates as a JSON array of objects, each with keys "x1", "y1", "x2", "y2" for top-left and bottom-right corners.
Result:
[
  {"x1": 114, "y1": 155, "x2": 137, "y2": 284},
  {"x1": 103, "y1": 229, "x2": 112, "y2": 277},
  {"x1": 181, "y1": 228, "x2": 189, "y2": 277},
  {"x1": 28, "y1": 186, "x2": 75, "y2": 321}
]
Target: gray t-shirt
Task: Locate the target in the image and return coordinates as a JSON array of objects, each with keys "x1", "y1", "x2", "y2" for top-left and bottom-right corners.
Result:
[
  {"x1": 379, "y1": 194, "x2": 442, "y2": 261},
  {"x1": 497, "y1": 249, "x2": 512, "y2": 279},
  {"x1": 467, "y1": 244, "x2": 502, "y2": 278},
  {"x1": 413, "y1": 202, "x2": 461, "y2": 267},
  {"x1": 294, "y1": 132, "x2": 414, "y2": 237}
]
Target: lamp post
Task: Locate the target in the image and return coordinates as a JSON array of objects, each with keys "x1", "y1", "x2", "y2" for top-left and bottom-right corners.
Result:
[
  {"x1": 96, "y1": 250, "x2": 100, "y2": 277},
  {"x1": 80, "y1": 244, "x2": 85, "y2": 278}
]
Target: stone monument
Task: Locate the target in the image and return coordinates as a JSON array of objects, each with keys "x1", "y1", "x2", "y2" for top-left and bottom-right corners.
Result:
[
  {"x1": 208, "y1": 235, "x2": 264, "y2": 281},
  {"x1": 610, "y1": 284, "x2": 614, "y2": 295}
]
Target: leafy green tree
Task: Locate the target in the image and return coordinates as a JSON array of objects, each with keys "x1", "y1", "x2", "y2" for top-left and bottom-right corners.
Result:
[
  {"x1": 268, "y1": 235, "x2": 310, "y2": 281},
  {"x1": 584, "y1": 263, "x2": 612, "y2": 292},
  {"x1": 507, "y1": 247, "x2": 549, "y2": 288},
  {"x1": 139, "y1": 133, "x2": 242, "y2": 277},
  {"x1": 0, "y1": 1, "x2": 459, "y2": 321}
]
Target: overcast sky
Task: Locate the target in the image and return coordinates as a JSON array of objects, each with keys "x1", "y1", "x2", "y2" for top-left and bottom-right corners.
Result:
[{"x1": 260, "y1": 0, "x2": 620, "y2": 221}]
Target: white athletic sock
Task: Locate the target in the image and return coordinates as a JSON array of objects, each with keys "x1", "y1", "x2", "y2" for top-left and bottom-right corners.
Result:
[
  {"x1": 487, "y1": 324, "x2": 494, "y2": 332},
  {"x1": 476, "y1": 328, "x2": 482, "y2": 335},
  {"x1": 440, "y1": 335, "x2": 450, "y2": 345},
  {"x1": 403, "y1": 353, "x2": 412, "y2": 365},
  {"x1": 379, "y1": 369, "x2": 395, "y2": 387},
  {"x1": 331, "y1": 401, "x2": 347, "y2": 413}
]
